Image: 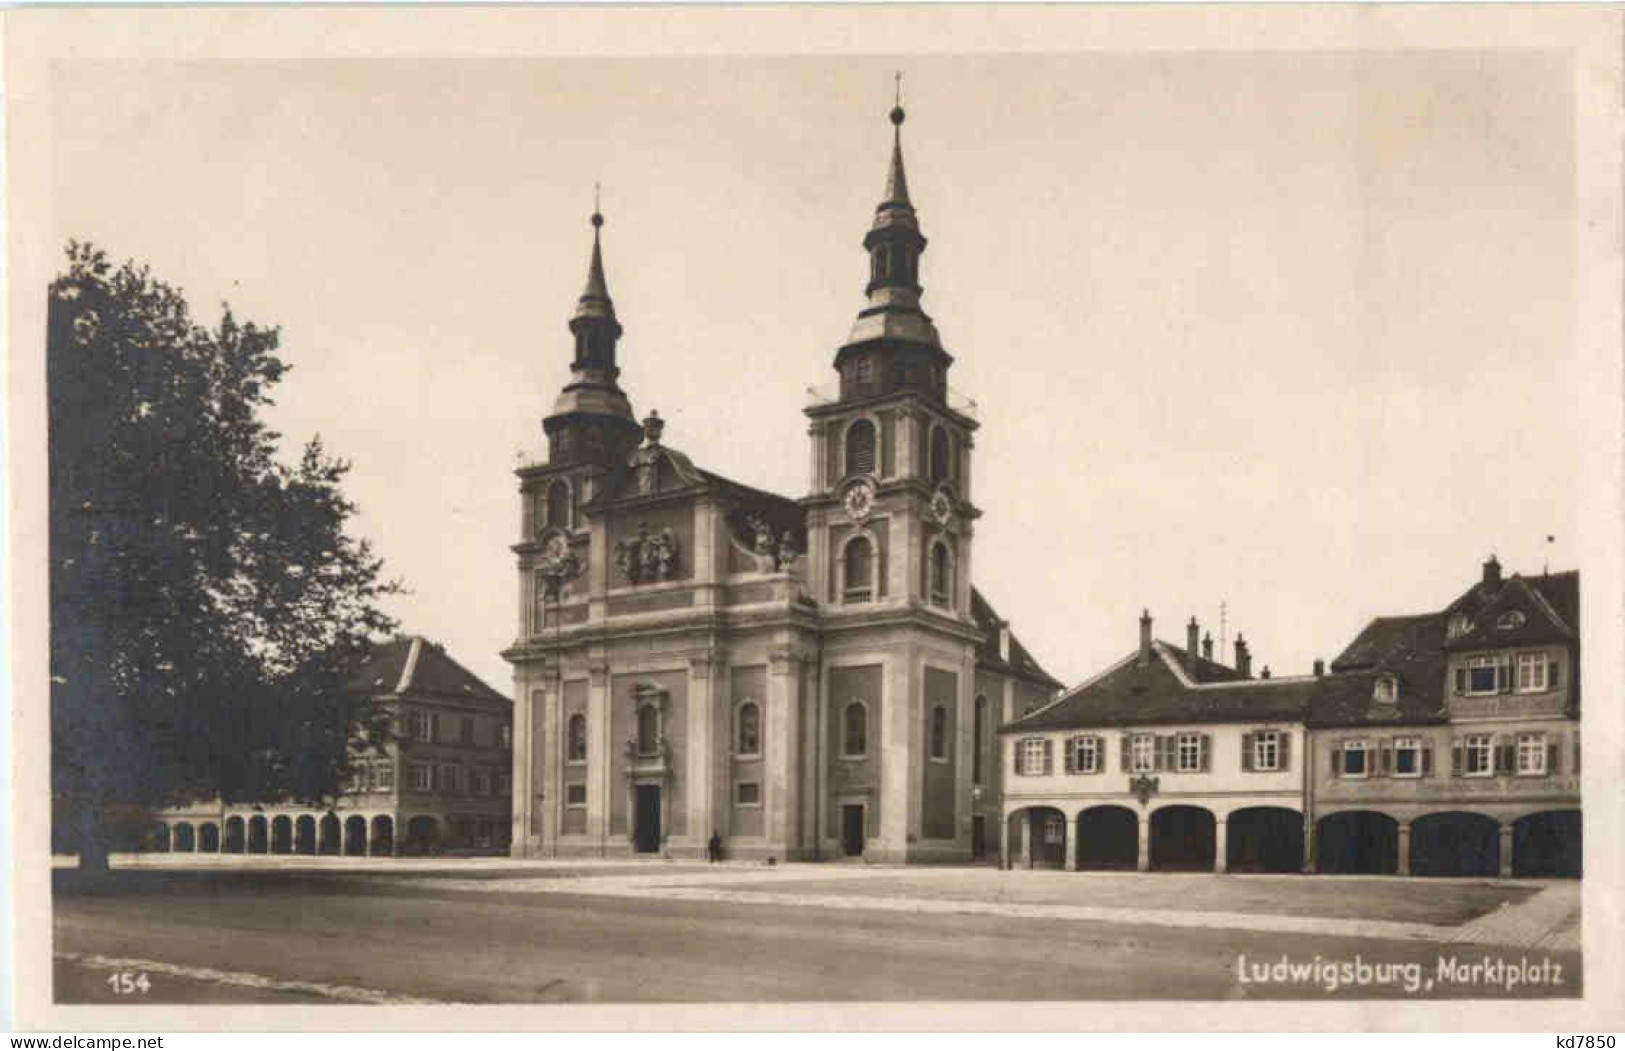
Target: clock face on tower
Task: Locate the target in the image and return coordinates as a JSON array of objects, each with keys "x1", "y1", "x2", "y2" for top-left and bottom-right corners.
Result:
[
  {"x1": 843, "y1": 479, "x2": 876, "y2": 522},
  {"x1": 544, "y1": 532, "x2": 570, "y2": 562},
  {"x1": 930, "y1": 488, "x2": 954, "y2": 527}
]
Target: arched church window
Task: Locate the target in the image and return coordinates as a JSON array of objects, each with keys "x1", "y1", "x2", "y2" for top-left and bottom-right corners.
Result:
[
  {"x1": 845, "y1": 418, "x2": 877, "y2": 477},
  {"x1": 566, "y1": 714, "x2": 587, "y2": 763},
  {"x1": 843, "y1": 536, "x2": 874, "y2": 603},
  {"x1": 929, "y1": 541, "x2": 953, "y2": 607},
  {"x1": 736, "y1": 701, "x2": 760, "y2": 756},
  {"x1": 929, "y1": 425, "x2": 951, "y2": 485},
  {"x1": 930, "y1": 705, "x2": 949, "y2": 761},
  {"x1": 843, "y1": 701, "x2": 868, "y2": 758},
  {"x1": 636, "y1": 702, "x2": 661, "y2": 756},
  {"x1": 546, "y1": 480, "x2": 571, "y2": 529}
]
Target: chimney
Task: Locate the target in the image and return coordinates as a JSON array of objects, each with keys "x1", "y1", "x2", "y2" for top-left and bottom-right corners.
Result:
[
  {"x1": 1234, "y1": 633, "x2": 1252, "y2": 678},
  {"x1": 1138, "y1": 609, "x2": 1153, "y2": 667},
  {"x1": 1261, "y1": 665, "x2": 1272, "y2": 680},
  {"x1": 997, "y1": 620, "x2": 1011, "y2": 662},
  {"x1": 1482, "y1": 554, "x2": 1503, "y2": 591},
  {"x1": 1186, "y1": 616, "x2": 1200, "y2": 668},
  {"x1": 1313, "y1": 658, "x2": 1325, "y2": 678},
  {"x1": 1202, "y1": 632, "x2": 1214, "y2": 662}
]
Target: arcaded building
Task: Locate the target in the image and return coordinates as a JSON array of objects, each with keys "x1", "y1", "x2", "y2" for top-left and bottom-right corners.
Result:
[{"x1": 503, "y1": 102, "x2": 1058, "y2": 863}]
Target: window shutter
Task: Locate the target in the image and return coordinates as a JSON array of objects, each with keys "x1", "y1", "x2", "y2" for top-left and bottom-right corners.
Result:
[
  {"x1": 1279, "y1": 733, "x2": 1291, "y2": 772},
  {"x1": 1574, "y1": 733, "x2": 1582, "y2": 774},
  {"x1": 1159, "y1": 735, "x2": 1175, "y2": 772},
  {"x1": 1089, "y1": 736, "x2": 1103, "y2": 775},
  {"x1": 1498, "y1": 657, "x2": 1513, "y2": 694},
  {"x1": 1042, "y1": 740, "x2": 1054, "y2": 776},
  {"x1": 1330, "y1": 748, "x2": 1342, "y2": 776},
  {"x1": 430, "y1": 713, "x2": 440, "y2": 742},
  {"x1": 1063, "y1": 740, "x2": 1075, "y2": 775},
  {"x1": 1451, "y1": 740, "x2": 1463, "y2": 777},
  {"x1": 1241, "y1": 732, "x2": 1254, "y2": 772},
  {"x1": 1453, "y1": 668, "x2": 1467, "y2": 695},
  {"x1": 1378, "y1": 741, "x2": 1392, "y2": 777},
  {"x1": 1120, "y1": 735, "x2": 1131, "y2": 773},
  {"x1": 1546, "y1": 737, "x2": 1560, "y2": 776},
  {"x1": 1421, "y1": 742, "x2": 1434, "y2": 777},
  {"x1": 1549, "y1": 659, "x2": 1561, "y2": 689},
  {"x1": 1199, "y1": 734, "x2": 1211, "y2": 772},
  {"x1": 1495, "y1": 739, "x2": 1514, "y2": 775}
]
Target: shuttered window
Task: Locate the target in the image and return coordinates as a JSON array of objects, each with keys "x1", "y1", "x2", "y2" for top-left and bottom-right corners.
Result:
[
  {"x1": 1018, "y1": 737, "x2": 1047, "y2": 776},
  {"x1": 1516, "y1": 732, "x2": 1548, "y2": 775},
  {"x1": 844, "y1": 419, "x2": 877, "y2": 477},
  {"x1": 1130, "y1": 734, "x2": 1155, "y2": 773}
]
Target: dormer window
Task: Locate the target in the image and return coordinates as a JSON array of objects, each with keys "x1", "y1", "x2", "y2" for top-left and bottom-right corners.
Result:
[
  {"x1": 1447, "y1": 612, "x2": 1473, "y2": 639},
  {"x1": 1374, "y1": 676, "x2": 1399, "y2": 704},
  {"x1": 1496, "y1": 610, "x2": 1527, "y2": 631}
]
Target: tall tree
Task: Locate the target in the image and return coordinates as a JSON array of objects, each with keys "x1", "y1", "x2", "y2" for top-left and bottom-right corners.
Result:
[{"x1": 48, "y1": 242, "x2": 400, "y2": 869}]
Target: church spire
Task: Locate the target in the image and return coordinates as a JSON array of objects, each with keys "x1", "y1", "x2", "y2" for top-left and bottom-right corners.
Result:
[
  {"x1": 544, "y1": 196, "x2": 640, "y2": 467},
  {"x1": 843, "y1": 83, "x2": 941, "y2": 356}
]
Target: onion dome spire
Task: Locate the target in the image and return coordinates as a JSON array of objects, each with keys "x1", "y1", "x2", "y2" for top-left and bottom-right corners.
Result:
[
  {"x1": 846, "y1": 78, "x2": 940, "y2": 351},
  {"x1": 545, "y1": 191, "x2": 640, "y2": 467}
]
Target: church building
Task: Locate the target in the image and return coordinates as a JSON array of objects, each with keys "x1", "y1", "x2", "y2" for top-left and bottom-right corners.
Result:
[{"x1": 503, "y1": 100, "x2": 1059, "y2": 863}]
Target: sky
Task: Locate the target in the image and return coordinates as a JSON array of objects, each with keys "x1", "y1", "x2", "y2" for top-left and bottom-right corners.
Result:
[{"x1": 43, "y1": 49, "x2": 1578, "y2": 692}]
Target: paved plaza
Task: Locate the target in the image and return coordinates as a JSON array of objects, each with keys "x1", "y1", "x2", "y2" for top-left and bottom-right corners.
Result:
[{"x1": 52, "y1": 856, "x2": 1582, "y2": 1005}]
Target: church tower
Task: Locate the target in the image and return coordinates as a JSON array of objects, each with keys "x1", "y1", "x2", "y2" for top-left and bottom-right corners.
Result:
[
  {"x1": 803, "y1": 94, "x2": 983, "y2": 864},
  {"x1": 805, "y1": 96, "x2": 979, "y2": 621},
  {"x1": 517, "y1": 209, "x2": 644, "y2": 627}
]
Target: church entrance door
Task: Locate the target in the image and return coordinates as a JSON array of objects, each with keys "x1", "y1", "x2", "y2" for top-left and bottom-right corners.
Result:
[
  {"x1": 841, "y1": 804, "x2": 865, "y2": 857},
  {"x1": 634, "y1": 784, "x2": 662, "y2": 854}
]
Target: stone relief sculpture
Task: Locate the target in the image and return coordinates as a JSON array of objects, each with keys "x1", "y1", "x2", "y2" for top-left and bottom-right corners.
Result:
[{"x1": 615, "y1": 522, "x2": 679, "y2": 584}]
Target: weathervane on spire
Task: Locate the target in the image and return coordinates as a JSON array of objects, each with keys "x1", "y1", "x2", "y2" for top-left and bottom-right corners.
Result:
[
  {"x1": 891, "y1": 71, "x2": 906, "y2": 126},
  {"x1": 592, "y1": 182, "x2": 603, "y2": 228}
]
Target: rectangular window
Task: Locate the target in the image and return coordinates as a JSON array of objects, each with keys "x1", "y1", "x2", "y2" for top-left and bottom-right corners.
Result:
[
  {"x1": 1516, "y1": 652, "x2": 1549, "y2": 693},
  {"x1": 1464, "y1": 734, "x2": 1493, "y2": 776},
  {"x1": 460, "y1": 715, "x2": 475, "y2": 745},
  {"x1": 471, "y1": 768, "x2": 492, "y2": 796},
  {"x1": 499, "y1": 723, "x2": 512, "y2": 750},
  {"x1": 408, "y1": 763, "x2": 432, "y2": 792},
  {"x1": 373, "y1": 760, "x2": 395, "y2": 791},
  {"x1": 1464, "y1": 655, "x2": 1503, "y2": 696},
  {"x1": 1176, "y1": 733, "x2": 1203, "y2": 773},
  {"x1": 735, "y1": 782, "x2": 761, "y2": 807},
  {"x1": 1019, "y1": 737, "x2": 1047, "y2": 776},
  {"x1": 439, "y1": 764, "x2": 460, "y2": 794},
  {"x1": 1342, "y1": 740, "x2": 1369, "y2": 778},
  {"x1": 1516, "y1": 732, "x2": 1547, "y2": 775},
  {"x1": 1131, "y1": 734, "x2": 1155, "y2": 773},
  {"x1": 565, "y1": 784, "x2": 587, "y2": 808},
  {"x1": 1393, "y1": 736, "x2": 1421, "y2": 778},
  {"x1": 408, "y1": 711, "x2": 432, "y2": 741},
  {"x1": 1043, "y1": 814, "x2": 1064, "y2": 845},
  {"x1": 1070, "y1": 735, "x2": 1099, "y2": 774},
  {"x1": 1253, "y1": 731, "x2": 1280, "y2": 772},
  {"x1": 495, "y1": 770, "x2": 511, "y2": 795}
]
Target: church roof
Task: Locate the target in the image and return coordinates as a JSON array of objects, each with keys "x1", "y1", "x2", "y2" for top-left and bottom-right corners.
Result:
[
  {"x1": 348, "y1": 636, "x2": 510, "y2": 705},
  {"x1": 970, "y1": 588, "x2": 1063, "y2": 689}
]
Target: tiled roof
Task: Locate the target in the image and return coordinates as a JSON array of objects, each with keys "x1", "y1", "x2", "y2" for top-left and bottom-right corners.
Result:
[
  {"x1": 1441, "y1": 573, "x2": 1578, "y2": 652},
  {"x1": 970, "y1": 588, "x2": 1063, "y2": 688},
  {"x1": 1001, "y1": 642, "x2": 1309, "y2": 732},
  {"x1": 348, "y1": 636, "x2": 509, "y2": 705},
  {"x1": 1331, "y1": 612, "x2": 1446, "y2": 672}
]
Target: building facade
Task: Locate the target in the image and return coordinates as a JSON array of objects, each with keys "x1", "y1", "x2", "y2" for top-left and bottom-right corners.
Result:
[
  {"x1": 1001, "y1": 560, "x2": 1582, "y2": 878},
  {"x1": 150, "y1": 636, "x2": 514, "y2": 857},
  {"x1": 503, "y1": 102, "x2": 1059, "y2": 863},
  {"x1": 1308, "y1": 558, "x2": 1580, "y2": 878}
]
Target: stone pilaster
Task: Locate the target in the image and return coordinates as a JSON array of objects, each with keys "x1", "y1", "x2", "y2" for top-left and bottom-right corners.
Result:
[
  {"x1": 687, "y1": 650, "x2": 723, "y2": 854},
  {"x1": 766, "y1": 647, "x2": 805, "y2": 852},
  {"x1": 587, "y1": 658, "x2": 612, "y2": 854},
  {"x1": 511, "y1": 668, "x2": 534, "y2": 856},
  {"x1": 1214, "y1": 818, "x2": 1228, "y2": 874}
]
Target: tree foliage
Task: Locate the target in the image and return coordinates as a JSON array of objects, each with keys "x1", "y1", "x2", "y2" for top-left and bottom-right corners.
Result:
[{"x1": 48, "y1": 242, "x2": 400, "y2": 865}]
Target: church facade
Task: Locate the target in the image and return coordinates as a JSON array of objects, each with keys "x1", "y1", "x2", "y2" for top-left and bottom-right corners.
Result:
[{"x1": 502, "y1": 102, "x2": 1059, "y2": 863}]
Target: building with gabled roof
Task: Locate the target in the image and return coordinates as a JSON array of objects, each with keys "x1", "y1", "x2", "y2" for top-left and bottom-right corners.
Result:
[
  {"x1": 149, "y1": 635, "x2": 513, "y2": 858},
  {"x1": 503, "y1": 98, "x2": 1057, "y2": 864},
  {"x1": 1308, "y1": 557, "x2": 1580, "y2": 878}
]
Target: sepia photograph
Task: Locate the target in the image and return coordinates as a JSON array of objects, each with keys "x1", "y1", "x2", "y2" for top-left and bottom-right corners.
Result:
[{"x1": 4, "y1": 3, "x2": 1623, "y2": 1033}]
